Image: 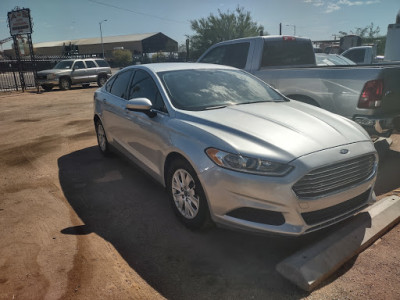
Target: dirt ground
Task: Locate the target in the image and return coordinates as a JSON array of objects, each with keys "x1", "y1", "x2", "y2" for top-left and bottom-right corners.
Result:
[{"x1": 0, "y1": 86, "x2": 399, "y2": 300}]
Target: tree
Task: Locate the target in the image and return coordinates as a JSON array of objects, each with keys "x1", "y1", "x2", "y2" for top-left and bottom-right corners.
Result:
[
  {"x1": 338, "y1": 22, "x2": 380, "y2": 38},
  {"x1": 336, "y1": 23, "x2": 386, "y2": 55},
  {"x1": 188, "y1": 7, "x2": 265, "y2": 59},
  {"x1": 112, "y1": 49, "x2": 133, "y2": 67},
  {"x1": 151, "y1": 51, "x2": 166, "y2": 62}
]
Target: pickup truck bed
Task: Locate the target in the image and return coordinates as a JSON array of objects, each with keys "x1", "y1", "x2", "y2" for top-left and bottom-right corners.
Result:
[{"x1": 198, "y1": 36, "x2": 400, "y2": 136}]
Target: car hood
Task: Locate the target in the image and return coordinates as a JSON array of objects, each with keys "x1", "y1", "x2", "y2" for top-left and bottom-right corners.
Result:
[{"x1": 177, "y1": 101, "x2": 370, "y2": 162}]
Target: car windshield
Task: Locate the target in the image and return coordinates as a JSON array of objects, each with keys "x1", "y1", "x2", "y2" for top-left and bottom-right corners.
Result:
[
  {"x1": 316, "y1": 54, "x2": 356, "y2": 66},
  {"x1": 53, "y1": 61, "x2": 73, "y2": 69},
  {"x1": 158, "y1": 69, "x2": 284, "y2": 111}
]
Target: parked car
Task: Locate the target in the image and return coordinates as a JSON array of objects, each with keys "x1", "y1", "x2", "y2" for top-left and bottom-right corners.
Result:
[
  {"x1": 37, "y1": 58, "x2": 111, "y2": 91},
  {"x1": 315, "y1": 53, "x2": 356, "y2": 66},
  {"x1": 198, "y1": 36, "x2": 400, "y2": 137},
  {"x1": 93, "y1": 63, "x2": 378, "y2": 236}
]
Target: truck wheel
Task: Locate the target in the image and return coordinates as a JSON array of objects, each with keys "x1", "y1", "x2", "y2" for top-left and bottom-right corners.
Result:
[
  {"x1": 97, "y1": 75, "x2": 107, "y2": 87},
  {"x1": 82, "y1": 83, "x2": 90, "y2": 88},
  {"x1": 59, "y1": 78, "x2": 71, "y2": 90}
]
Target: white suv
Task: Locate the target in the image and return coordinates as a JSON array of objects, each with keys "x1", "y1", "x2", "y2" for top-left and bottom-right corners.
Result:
[{"x1": 37, "y1": 58, "x2": 112, "y2": 91}]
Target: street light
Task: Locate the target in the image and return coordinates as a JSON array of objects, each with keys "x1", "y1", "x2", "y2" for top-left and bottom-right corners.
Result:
[
  {"x1": 99, "y1": 19, "x2": 107, "y2": 58},
  {"x1": 285, "y1": 24, "x2": 296, "y2": 36}
]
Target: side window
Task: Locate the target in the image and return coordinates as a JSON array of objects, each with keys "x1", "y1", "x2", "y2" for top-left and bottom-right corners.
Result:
[
  {"x1": 199, "y1": 43, "x2": 249, "y2": 69},
  {"x1": 105, "y1": 75, "x2": 117, "y2": 93},
  {"x1": 95, "y1": 60, "x2": 110, "y2": 67},
  {"x1": 85, "y1": 60, "x2": 96, "y2": 68},
  {"x1": 343, "y1": 49, "x2": 364, "y2": 63},
  {"x1": 73, "y1": 61, "x2": 85, "y2": 69},
  {"x1": 261, "y1": 40, "x2": 315, "y2": 67},
  {"x1": 110, "y1": 70, "x2": 133, "y2": 99},
  {"x1": 128, "y1": 70, "x2": 166, "y2": 112}
]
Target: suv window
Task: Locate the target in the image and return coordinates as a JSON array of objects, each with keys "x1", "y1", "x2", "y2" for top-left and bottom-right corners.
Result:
[
  {"x1": 342, "y1": 49, "x2": 365, "y2": 63},
  {"x1": 95, "y1": 60, "x2": 110, "y2": 67},
  {"x1": 199, "y1": 43, "x2": 249, "y2": 69},
  {"x1": 73, "y1": 61, "x2": 85, "y2": 69},
  {"x1": 261, "y1": 40, "x2": 315, "y2": 67},
  {"x1": 105, "y1": 75, "x2": 117, "y2": 93},
  {"x1": 128, "y1": 70, "x2": 166, "y2": 112},
  {"x1": 85, "y1": 60, "x2": 97, "y2": 68},
  {"x1": 110, "y1": 70, "x2": 133, "y2": 99}
]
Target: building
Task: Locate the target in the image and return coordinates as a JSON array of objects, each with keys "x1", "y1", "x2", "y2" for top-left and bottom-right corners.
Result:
[{"x1": 4, "y1": 32, "x2": 178, "y2": 58}]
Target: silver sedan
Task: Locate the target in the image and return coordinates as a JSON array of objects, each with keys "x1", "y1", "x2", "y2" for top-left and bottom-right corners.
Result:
[{"x1": 93, "y1": 63, "x2": 378, "y2": 236}]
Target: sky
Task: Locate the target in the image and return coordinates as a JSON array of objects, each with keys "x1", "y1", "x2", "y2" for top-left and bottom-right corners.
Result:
[{"x1": 1, "y1": 0, "x2": 399, "y2": 49}]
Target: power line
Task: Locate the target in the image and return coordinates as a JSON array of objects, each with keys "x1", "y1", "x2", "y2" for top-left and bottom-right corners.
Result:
[{"x1": 88, "y1": 0, "x2": 188, "y2": 24}]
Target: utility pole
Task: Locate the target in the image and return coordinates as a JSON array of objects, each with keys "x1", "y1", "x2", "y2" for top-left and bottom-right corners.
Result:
[
  {"x1": 99, "y1": 19, "x2": 107, "y2": 58},
  {"x1": 279, "y1": 23, "x2": 282, "y2": 35}
]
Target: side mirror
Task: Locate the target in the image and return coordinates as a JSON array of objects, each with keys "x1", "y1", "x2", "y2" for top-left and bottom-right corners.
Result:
[{"x1": 126, "y1": 98, "x2": 156, "y2": 117}]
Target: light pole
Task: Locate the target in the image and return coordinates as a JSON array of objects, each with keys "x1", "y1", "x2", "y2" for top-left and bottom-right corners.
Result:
[
  {"x1": 285, "y1": 24, "x2": 296, "y2": 36},
  {"x1": 99, "y1": 19, "x2": 107, "y2": 58}
]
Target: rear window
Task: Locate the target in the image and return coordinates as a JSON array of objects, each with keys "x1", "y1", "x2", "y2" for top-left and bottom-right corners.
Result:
[
  {"x1": 342, "y1": 49, "x2": 365, "y2": 64},
  {"x1": 95, "y1": 60, "x2": 110, "y2": 67},
  {"x1": 199, "y1": 42, "x2": 250, "y2": 69},
  {"x1": 261, "y1": 39, "x2": 315, "y2": 67}
]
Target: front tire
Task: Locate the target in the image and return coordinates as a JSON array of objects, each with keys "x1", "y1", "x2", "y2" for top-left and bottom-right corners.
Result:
[
  {"x1": 95, "y1": 119, "x2": 110, "y2": 155},
  {"x1": 59, "y1": 77, "x2": 71, "y2": 90},
  {"x1": 167, "y1": 159, "x2": 212, "y2": 230}
]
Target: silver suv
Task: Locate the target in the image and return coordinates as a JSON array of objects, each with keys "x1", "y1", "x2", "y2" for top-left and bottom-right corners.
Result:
[{"x1": 37, "y1": 58, "x2": 112, "y2": 91}]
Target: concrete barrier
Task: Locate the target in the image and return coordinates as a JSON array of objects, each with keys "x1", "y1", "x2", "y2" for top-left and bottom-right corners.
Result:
[{"x1": 276, "y1": 195, "x2": 400, "y2": 291}]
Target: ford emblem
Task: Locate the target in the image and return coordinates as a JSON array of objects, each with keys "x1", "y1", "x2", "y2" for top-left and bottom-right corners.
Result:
[{"x1": 340, "y1": 149, "x2": 349, "y2": 154}]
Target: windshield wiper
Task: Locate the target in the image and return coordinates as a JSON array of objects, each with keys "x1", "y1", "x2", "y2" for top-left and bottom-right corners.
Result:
[{"x1": 203, "y1": 105, "x2": 228, "y2": 110}]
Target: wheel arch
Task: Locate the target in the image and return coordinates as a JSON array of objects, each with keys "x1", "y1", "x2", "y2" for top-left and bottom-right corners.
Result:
[{"x1": 163, "y1": 152, "x2": 189, "y2": 186}]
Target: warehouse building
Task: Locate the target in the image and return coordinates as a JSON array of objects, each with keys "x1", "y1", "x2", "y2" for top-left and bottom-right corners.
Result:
[{"x1": 4, "y1": 32, "x2": 178, "y2": 58}]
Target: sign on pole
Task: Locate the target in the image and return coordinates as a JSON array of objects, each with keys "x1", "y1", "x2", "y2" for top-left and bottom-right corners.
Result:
[{"x1": 7, "y1": 8, "x2": 32, "y2": 36}]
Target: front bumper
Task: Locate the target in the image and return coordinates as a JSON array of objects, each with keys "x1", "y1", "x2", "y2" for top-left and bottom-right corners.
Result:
[
  {"x1": 37, "y1": 79, "x2": 59, "y2": 86},
  {"x1": 199, "y1": 141, "x2": 377, "y2": 236}
]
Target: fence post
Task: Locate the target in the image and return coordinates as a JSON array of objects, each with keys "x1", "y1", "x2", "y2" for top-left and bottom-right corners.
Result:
[{"x1": 11, "y1": 63, "x2": 18, "y2": 92}]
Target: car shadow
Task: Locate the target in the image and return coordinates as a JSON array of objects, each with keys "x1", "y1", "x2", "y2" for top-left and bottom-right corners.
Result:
[
  {"x1": 58, "y1": 146, "x2": 345, "y2": 299},
  {"x1": 374, "y1": 146, "x2": 400, "y2": 196}
]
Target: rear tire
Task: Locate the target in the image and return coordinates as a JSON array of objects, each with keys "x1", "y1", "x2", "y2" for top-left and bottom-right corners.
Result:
[
  {"x1": 82, "y1": 83, "x2": 90, "y2": 88},
  {"x1": 97, "y1": 75, "x2": 107, "y2": 87},
  {"x1": 166, "y1": 158, "x2": 213, "y2": 230}
]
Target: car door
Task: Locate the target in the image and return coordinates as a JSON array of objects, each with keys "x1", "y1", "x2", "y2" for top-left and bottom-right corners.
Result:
[
  {"x1": 100, "y1": 69, "x2": 134, "y2": 144},
  {"x1": 71, "y1": 60, "x2": 87, "y2": 83},
  {"x1": 84, "y1": 60, "x2": 98, "y2": 81},
  {"x1": 120, "y1": 69, "x2": 171, "y2": 178}
]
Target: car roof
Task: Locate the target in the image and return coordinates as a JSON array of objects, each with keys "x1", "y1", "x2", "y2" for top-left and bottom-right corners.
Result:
[
  {"x1": 124, "y1": 62, "x2": 237, "y2": 73},
  {"x1": 60, "y1": 58, "x2": 104, "y2": 61}
]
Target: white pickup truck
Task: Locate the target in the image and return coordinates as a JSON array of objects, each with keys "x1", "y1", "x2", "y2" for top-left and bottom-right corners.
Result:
[{"x1": 198, "y1": 36, "x2": 400, "y2": 137}]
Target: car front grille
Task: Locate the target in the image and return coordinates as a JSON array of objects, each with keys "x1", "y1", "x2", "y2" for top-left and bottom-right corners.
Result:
[
  {"x1": 302, "y1": 189, "x2": 370, "y2": 226},
  {"x1": 293, "y1": 154, "x2": 376, "y2": 198}
]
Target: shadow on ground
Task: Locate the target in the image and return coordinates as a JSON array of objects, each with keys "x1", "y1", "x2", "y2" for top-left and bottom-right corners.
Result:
[
  {"x1": 58, "y1": 146, "x2": 341, "y2": 299},
  {"x1": 375, "y1": 145, "x2": 400, "y2": 195}
]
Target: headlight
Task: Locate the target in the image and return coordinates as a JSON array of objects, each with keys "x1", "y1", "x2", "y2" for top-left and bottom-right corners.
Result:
[
  {"x1": 205, "y1": 148, "x2": 293, "y2": 176},
  {"x1": 47, "y1": 74, "x2": 56, "y2": 80}
]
